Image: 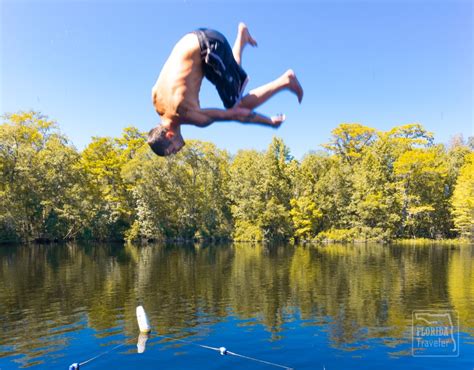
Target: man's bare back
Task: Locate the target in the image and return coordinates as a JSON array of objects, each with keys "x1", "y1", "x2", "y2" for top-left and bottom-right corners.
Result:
[
  {"x1": 152, "y1": 33, "x2": 203, "y2": 124},
  {"x1": 148, "y1": 23, "x2": 304, "y2": 157}
]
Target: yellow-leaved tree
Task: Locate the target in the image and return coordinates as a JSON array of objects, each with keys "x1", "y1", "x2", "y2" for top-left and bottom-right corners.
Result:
[{"x1": 451, "y1": 152, "x2": 474, "y2": 238}]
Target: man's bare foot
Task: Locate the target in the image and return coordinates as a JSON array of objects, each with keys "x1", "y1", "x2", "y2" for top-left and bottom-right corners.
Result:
[
  {"x1": 239, "y1": 22, "x2": 257, "y2": 47},
  {"x1": 271, "y1": 113, "x2": 286, "y2": 128},
  {"x1": 286, "y1": 69, "x2": 304, "y2": 103}
]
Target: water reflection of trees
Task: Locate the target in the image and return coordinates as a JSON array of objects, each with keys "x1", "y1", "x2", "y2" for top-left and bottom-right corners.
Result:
[{"x1": 0, "y1": 243, "x2": 472, "y2": 365}]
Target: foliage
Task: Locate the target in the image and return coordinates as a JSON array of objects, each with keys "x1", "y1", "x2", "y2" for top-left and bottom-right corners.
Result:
[
  {"x1": 0, "y1": 112, "x2": 82, "y2": 242},
  {"x1": 289, "y1": 196, "x2": 322, "y2": 240},
  {"x1": 229, "y1": 138, "x2": 293, "y2": 242},
  {"x1": 0, "y1": 111, "x2": 471, "y2": 243},
  {"x1": 451, "y1": 153, "x2": 474, "y2": 237},
  {"x1": 322, "y1": 123, "x2": 377, "y2": 164},
  {"x1": 123, "y1": 140, "x2": 233, "y2": 242}
]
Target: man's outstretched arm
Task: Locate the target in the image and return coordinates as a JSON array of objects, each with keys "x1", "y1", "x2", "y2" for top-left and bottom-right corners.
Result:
[{"x1": 180, "y1": 107, "x2": 284, "y2": 128}]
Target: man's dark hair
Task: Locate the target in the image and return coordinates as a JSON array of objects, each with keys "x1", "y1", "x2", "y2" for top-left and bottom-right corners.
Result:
[{"x1": 147, "y1": 125, "x2": 172, "y2": 156}]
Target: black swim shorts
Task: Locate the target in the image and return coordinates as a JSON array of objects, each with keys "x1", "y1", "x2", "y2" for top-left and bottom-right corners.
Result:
[{"x1": 194, "y1": 28, "x2": 248, "y2": 109}]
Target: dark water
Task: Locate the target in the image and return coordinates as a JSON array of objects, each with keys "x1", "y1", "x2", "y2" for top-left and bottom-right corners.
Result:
[{"x1": 0, "y1": 243, "x2": 473, "y2": 370}]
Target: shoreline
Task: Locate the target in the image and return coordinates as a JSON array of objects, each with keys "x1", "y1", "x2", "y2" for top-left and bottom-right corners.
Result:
[{"x1": 0, "y1": 237, "x2": 471, "y2": 247}]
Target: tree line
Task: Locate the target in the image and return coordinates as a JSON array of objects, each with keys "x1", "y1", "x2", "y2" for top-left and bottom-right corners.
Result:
[{"x1": 0, "y1": 111, "x2": 472, "y2": 243}]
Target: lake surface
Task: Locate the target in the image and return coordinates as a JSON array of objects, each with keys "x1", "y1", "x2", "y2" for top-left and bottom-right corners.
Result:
[{"x1": 0, "y1": 243, "x2": 473, "y2": 370}]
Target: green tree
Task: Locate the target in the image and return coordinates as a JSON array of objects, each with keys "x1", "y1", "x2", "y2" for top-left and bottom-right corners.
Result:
[
  {"x1": 289, "y1": 196, "x2": 322, "y2": 240},
  {"x1": 260, "y1": 138, "x2": 294, "y2": 240},
  {"x1": 123, "y1": 140, "x2": 232, "y2": 241},
  {"x1": 80, "y1": 137, "x2": 129, "y2": 239},
  {"x1": 394, "y1": 146, "x2": 449, "y2": 238},
  {"x1": 323, "y1": 123, "x2": 377, "y2": 164},
  {"x1": 229, "y1": 137, "x2": 294, "y2": 242},
  {"x1": 451, "y1": 152, "x2": 474, "y2": 237},
  {"x1": 78, "y1": 127, "x2": 146, "y2": 240},
  {"x1": 0, "y1": 112, "x2": 82, "y2": 242},
  {"x1": 229, "y1": 149, "x2": 266, "y2": 241}
]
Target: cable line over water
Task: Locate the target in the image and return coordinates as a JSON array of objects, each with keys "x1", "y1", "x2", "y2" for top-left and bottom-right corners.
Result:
[{"x1": 69, "y1": 306, "x2": 293, "y2": 370}]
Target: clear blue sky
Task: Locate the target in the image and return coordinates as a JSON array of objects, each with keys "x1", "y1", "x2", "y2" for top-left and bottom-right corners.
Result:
[{"x1": 1, "y1": 0, "x2": 472, "y2": 159}]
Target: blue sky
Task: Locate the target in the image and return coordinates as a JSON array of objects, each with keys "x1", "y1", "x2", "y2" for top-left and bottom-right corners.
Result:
[{"x1": 1, "y1": 0, "x2": 472, "y2": 159}]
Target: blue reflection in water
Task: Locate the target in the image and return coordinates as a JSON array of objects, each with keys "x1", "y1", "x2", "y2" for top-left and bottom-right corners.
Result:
[{"x1": 0, "y1": 243, "x2": 473, "y2": 369}]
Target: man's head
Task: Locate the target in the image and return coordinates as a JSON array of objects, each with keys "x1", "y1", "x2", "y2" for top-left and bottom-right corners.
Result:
[{"x1": 147, "y1": 124, "x2": 185, "y2": 156}]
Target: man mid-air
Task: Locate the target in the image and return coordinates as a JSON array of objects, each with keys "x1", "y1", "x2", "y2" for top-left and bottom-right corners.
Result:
[{"x1": 148, "y1": 23, "x2": 304, "y2": 156}]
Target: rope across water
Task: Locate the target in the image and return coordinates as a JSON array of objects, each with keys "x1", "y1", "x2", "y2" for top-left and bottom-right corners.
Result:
[
  {"x1": 151, "y1": 334, "x2": 294, "y2": 370},
  {"x1": 69, "y1": 306, "x2": 294, "y2": 370}
]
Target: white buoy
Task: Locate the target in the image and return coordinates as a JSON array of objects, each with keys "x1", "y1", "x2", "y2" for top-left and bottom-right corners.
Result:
[
  {"x1": 136, "y1": 305, "x2": 151, "y2": 333},
  {"x1": 137, "y1": 332, "x2": 149, "y2": 354},
  {"x1": 219, "y1": 346, "x2": 228, "y2": 355}
]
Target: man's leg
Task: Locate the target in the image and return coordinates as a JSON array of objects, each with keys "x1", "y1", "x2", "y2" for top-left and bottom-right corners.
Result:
[
  {"x1": 237, "y1": 69, "x2": 304, "y2": 110},
  {"x1": 232, "y1": 22, "x2": 257, "y2": 66}
]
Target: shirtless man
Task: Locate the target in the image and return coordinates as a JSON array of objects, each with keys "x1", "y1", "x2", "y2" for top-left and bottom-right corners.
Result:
[{"x1": 148, "y1": 23, "x2": 304, "y2": 156}]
